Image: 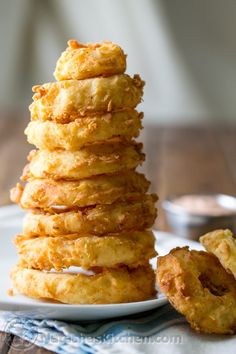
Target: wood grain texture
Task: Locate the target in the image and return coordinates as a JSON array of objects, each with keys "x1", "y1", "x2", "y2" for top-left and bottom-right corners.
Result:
[
  {"x1": 142, "y1": 124, "x2": 236, "y2": 229},
  {"x1": 0, "y1": 114, "x2": 29, "y2": 205},
  {"x1": 0, "y1": 117, "x2": 236, "y2": 353},
  {"x1": 0, "y1": 332, "x2": 13, "y2": 354},
  {"x1": 8, "y1": 336, "x2": 53, "y2": 354}
]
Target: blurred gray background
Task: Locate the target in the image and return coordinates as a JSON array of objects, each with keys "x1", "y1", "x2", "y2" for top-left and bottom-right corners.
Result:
[{"x1": 1, "y1": 0, "x2": 236, "y2": 124}]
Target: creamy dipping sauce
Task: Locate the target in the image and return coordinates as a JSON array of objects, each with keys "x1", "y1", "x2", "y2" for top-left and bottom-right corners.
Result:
[{"x1": 173, "y1": 195, "x2": 236, "y2": 216}]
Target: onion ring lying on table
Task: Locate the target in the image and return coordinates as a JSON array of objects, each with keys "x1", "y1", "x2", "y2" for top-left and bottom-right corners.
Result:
[
  {"x1": 29, "y1": 74, "x2": 144, "y2": 122},
  {"x1": 25, "y1": 110, "x2": 143, "y2": 150},
  {"x1": 200, "y1": 229, "x2": 236, "y2": 280},
  {"x1": 21, "y1": 140, "x2": 144, "y2": 181},
  {"x1": 11, "y1": 171, "x2": 150, "y2": 210},
  {"x1": 54, "y1": 40, "x2": 126, "y2": 81},
  {"x1": 15, "y1": 230, "x2": 157, "y2": 271},
  {"x1": 23, "y1": 194, "x2": 158, "y2": 237},
  {"x1": 157, "y1": 247, "x2": 236, "y2": 334},
  {"x1": 11, "y1": 265, "x2": 156, "y2": 304}
]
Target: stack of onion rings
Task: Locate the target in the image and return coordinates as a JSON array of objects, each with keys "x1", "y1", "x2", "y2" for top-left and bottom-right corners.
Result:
[{"x1": 10, "y1": 40, "x2": 158, "y2": 304}]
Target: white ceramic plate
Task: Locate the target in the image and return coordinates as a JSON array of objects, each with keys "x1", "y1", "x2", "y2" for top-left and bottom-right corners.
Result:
[{"x1": 0, "y1": 205, "x2": 203, "y2": 321}]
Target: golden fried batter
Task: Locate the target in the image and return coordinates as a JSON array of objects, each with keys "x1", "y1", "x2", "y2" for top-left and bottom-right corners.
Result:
[
  {"x1": 15, "y1": 230, "x2": 157, "y2": 271},
  {"x1": 29, "y1": 75, "x2": 144, "y2": 122},
  {"x1": 157, "y1": 247, "x2": 236, "y2": 334},
  {"x1": 11, "y1": 171, "x2": 150, "y2": 210},
  {"x1": 54, "y1": 40, "x2": 126, "y2": 81},
  {"x1": 11, "y1": 265, "x2": 156, "y2": 304},
  {"x1": 25, "y1": 110, "x2": 143, "y2": 150},
  {"x1": 23, "y1": 194, "x2": 158, "y2": 237},
  {"x1": 22, "y1": 140, "x2": 144, "y2": 181},
  {"x1": 200, "y1": 229, "x2": 236, "y2": 280}
]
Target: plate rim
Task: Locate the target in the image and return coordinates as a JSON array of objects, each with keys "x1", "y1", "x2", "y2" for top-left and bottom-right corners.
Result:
[{"x1": 0, "y1": 296, "x2": 167, "y2": 310}]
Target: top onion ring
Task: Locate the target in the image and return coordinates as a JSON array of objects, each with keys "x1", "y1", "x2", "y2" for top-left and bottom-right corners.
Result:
[{"x1": 54, "y1": 40, "x2": 126, "y2": 81}]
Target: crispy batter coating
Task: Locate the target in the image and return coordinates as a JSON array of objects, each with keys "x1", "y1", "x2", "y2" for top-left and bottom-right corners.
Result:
[
  {"x1": 29, "y1": 75, "x2": 144, "y2": 122},
  {"x1": 54, "y1": 40, "x2": 126, "y2": 81},
  {"x1": 11, "y1": 265, "x2": 156, "y2": 304},
  {"x1": 23, "y1": 194, "x2": 158, "y2": 237},
  {"x1": 200, "y1": 229, "x2": 236, "y2": 280},
  {"x1": 11, "y1": 171, "x2": 150, "y2": 210},
  {"x1": 25, "y1": 110, "x2": 143, "y2": 150},
  {"x1": 15, "y1": 230, "x2": 157, "y2": 271},
  {"x1": 157, "y1": 247, "x2": 236, "y2": 334},
  {"x1": 22, "y1": 140, "x2": 144, "y2": 181},
  {"x1": 10, "y1": 38, "x2": 157, "y2": 306}
]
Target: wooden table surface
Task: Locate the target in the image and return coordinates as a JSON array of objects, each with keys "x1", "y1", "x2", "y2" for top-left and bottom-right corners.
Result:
[{"x1": 0, "y1": 115, "x2": 235, "y2": 353}]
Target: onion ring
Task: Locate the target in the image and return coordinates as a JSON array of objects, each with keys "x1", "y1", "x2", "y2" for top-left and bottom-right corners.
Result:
[
  {"x1": 11, "y1": 171, "x2": 150, "y2": 210},
  {"x1": 200, "y1": 229, "x2": 236, "y2": 280},
  {"x1": 21, "y1": 140, "x2": 144, "y2": 181},
  {"x1": 11, "y1": 265, "x2": 156, "y2": 304},
  {"x1": 25, "y1": 110, "x2": 143, "y2": 150},
  {"x1": 157, "y1": 247, "x2": 236, "y2": 334},
  {"x1": 29, "y1": 74, "x2": 144, "y2": 122},
  {"x1": 54, "y1": 40, "x2": 126, "y2": 80},
  {"x1": 15, "y1": 230, "x2": 157, "y2": 271},
  {"x1": 23, "y1": 194, "x2": 158, "y2": 237}
]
